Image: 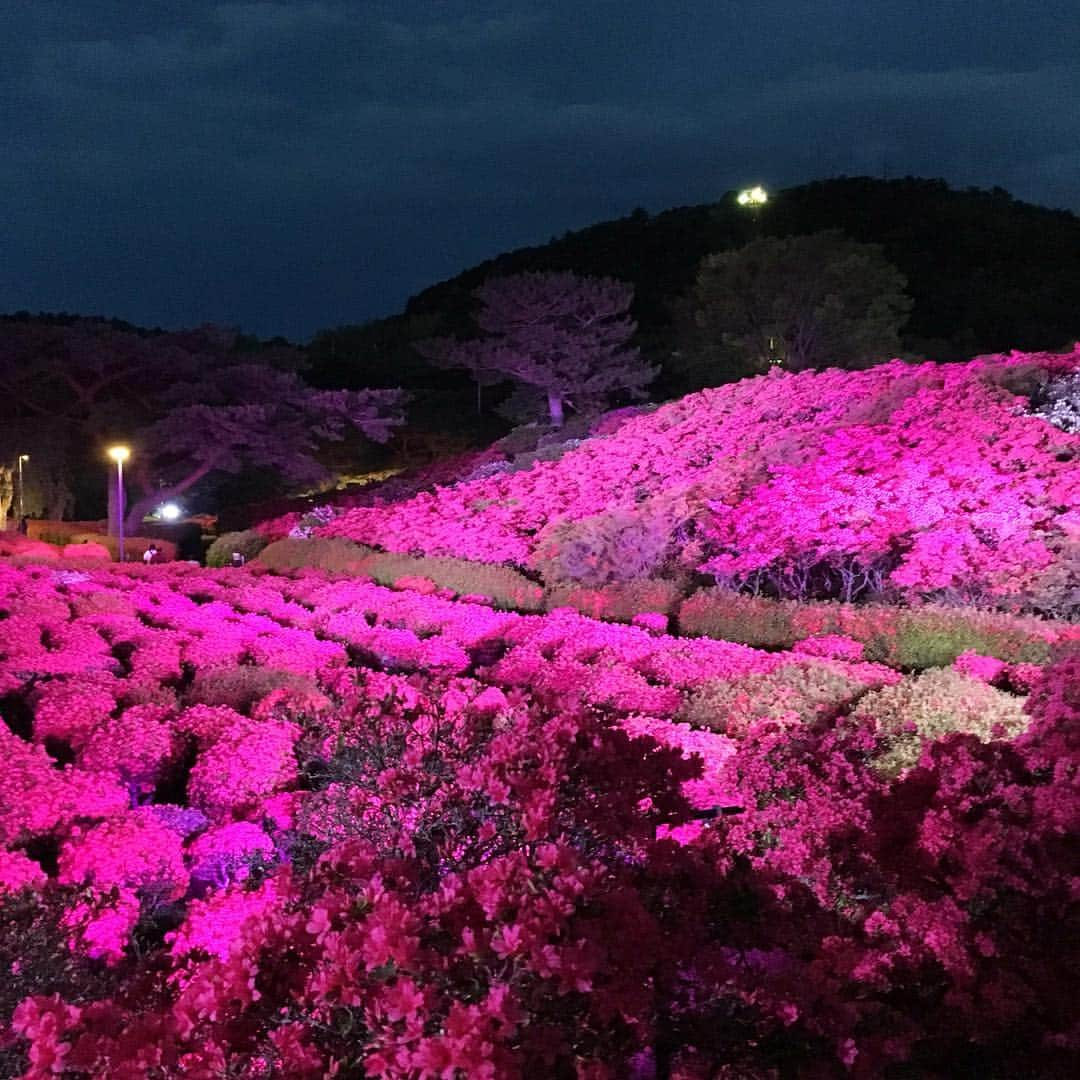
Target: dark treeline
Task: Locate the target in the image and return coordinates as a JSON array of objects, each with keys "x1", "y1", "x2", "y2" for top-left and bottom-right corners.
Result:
[{"x1": 306, "y1": 175, "x2": 1080, "y2": 419}]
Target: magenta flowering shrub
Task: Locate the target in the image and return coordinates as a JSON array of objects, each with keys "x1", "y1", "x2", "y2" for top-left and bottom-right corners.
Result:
[
  {"x1": 187, "y1": 715, "x2": 300, "y2": 819},
  {"x1": 682, "y1": 671, "x2": 1079, "y2": 1077},
  {"x1": 699, "y1": 368, "x2": 1078, "y2": 603},
  {"x1": 29, "y1": 678, "x2": 120, "y2": 751},
  {"x1": 58, "y1": 889, "x2": 142, "y2": 967},
  {"x1": 254, "y1": 447, "x2": 509, "y2": 542},
  {"x1": 57, "y1": 816, "x2": 188, "y2": 902},
  {"x1": 0, "y1": 727, "x2": 128, "y2": 847},
  {"x1": 76, "y1": 706, "x2": 179, "y2": 798},
  {"x1": 0, "y1": 851, "x2": 48, "y2": 896},
  {"x1": 186, "y1": 822, "x2": 276, "y2": 890},
  {"x1": 954, "y1": 649, "x2": 1048, "y2": 690},
  {"x1": 165, "y1": 874, "x2": 284, "y2": 962},
  {"x1": 0, "y1": 560, "x2": 1074, "y2": 1078}
]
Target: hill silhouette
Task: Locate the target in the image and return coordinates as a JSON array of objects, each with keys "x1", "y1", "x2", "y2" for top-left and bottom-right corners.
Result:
[
  {"x1": 11, "y1": 176, "x2": 1077, "y2": 397},
  {"x1": 389, "y1": 176, "x2": 1080, "y2": 364}
]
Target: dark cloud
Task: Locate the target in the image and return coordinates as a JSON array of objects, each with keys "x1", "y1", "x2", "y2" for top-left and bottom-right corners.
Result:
[{"x1": 2, "y1": 1, "x2": 1079, "y2": 339}]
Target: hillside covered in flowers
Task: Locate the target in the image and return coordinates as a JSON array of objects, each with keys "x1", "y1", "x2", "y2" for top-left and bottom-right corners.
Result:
[{"x1": 295, "y1": 349, "x2": 1080, "y2": 615}]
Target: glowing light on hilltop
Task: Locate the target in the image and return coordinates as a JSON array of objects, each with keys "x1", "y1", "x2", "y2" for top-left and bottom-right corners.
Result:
[
  {"x1": 158, "y1": 502, "x2": 183, "y2": 521},
  {"x1": 737, "y1": 186, "x2": 769, "y2": 207},
  {"x1": 107, "y1": 445, "x2": 130, "y2": 463}
]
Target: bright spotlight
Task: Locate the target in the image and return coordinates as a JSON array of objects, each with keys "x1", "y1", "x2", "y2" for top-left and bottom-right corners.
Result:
[
  {"x1": 736, "y1": 186, "x2": 769, "y2": 207},
  {"x1": 107, "y1": 445, "x2": 131, "y2": 463},
  {"x1": 159, "y1": 502, "x2": 182, "y2": 521}
]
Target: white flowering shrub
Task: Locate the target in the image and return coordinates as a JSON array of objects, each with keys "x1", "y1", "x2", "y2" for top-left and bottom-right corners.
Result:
[
  {"x1": 288, "y1": 504, "x2": 338, "y2": 539},
  {"x1": 50, "y1": 570, "x2": 91, "y2": 585},
  {"x1": 1034, "y1": 372, "x2": 1080, "y2": 433}
]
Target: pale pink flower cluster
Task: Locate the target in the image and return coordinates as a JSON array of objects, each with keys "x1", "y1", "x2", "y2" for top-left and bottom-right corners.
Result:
[{"x1": 792, "y1": 633, "x2": 866, "y2": 661}]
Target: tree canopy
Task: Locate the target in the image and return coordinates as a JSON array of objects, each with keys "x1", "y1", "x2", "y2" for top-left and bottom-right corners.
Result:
[
  {"x1": 670, "y1": 231, "x2": 912, "y2": 389},
  {"x1": 0, "y1": 319, "x2": 404, "y2": 528},
  {"x1": 393, "y1": 178, "x2": 1080, "y2": 395},
  {"x1": 418, "y1": 271, "x2": 656, "y2": 427}
]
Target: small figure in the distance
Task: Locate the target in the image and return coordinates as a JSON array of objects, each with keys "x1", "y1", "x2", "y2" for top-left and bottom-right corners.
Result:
[
  {"x1": 142, "y1": 543, "x2": 162, "y2": 565},
  {"x1": 230, "y1": 550, "x2": 246, "y2": 568}
]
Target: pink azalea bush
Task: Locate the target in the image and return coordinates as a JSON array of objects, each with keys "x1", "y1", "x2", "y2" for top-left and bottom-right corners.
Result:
[
  {"x1": 0, "y1": 852, "x2": 48, "y2": 896},
  {"x1": 57, "y1": 816, "x2": 189, "y2": 903},
  {"x1": 0, "y1": 339, "x2": 1074, "y2": 1077}
]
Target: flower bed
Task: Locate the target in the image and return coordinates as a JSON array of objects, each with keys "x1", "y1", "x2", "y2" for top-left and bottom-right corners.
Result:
[{"x1": 0, "y1": 561, "x2": 1075, "y2": 1078}]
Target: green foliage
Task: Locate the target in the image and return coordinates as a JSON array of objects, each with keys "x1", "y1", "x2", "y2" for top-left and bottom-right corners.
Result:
[
  {"x1": 354, "y1": 552, "x2": 544, "y2": 611},
  {"x1": 532, "y1": 507, "x2": 678, "y2": 588},
  {"x1": 205, "y1": 530, "x2": 268, "y2": 568},
  {"x1": 681, "y1": 661, "x2": 872, "y2": 736},
  {"x1": 877, "y1": 610, "x2": 1054, "y2": 669},
  {"x1": 307, "y1": 314, "x2": 446, "y2": 391},
  {"x1": 679, "y1": 588, "x2": 1061, "y2": 668},
  {"x1": 184, "y1": 666, "x2": 322, "y2": 713},
  {"x1": 404, "y1": 179, "x2": 1080, "y2": 391},
  {"x1": 0, "y1": 418, "x2": 75, "y2": 522},
  {"x1": 418, "y1": 271, "x2": 654, "y2": 428},
  {"x1": 257, "y1": 541, "x2": 544, "y2": 610},
  {"x1": 672, "y1": 230, "x2": 912, "y2": 389},
  {"x1": 678, "y1": 590, "x2": 798, "y2": 649},
  {"x1": 851, "y1": 668, "x2": 1030, "y2": 777},
  {"x1": 255, "y1": 537, "x2": 373, "y2": 574}
]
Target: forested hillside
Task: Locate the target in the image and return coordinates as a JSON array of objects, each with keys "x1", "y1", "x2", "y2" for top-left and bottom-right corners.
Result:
[{"x1": 397, "y1": 177, "x2": 1080, "y2": 361}]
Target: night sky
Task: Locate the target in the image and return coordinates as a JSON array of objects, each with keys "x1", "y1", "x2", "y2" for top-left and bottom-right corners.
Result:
[{"x1": 3, "y1": 1, "x2": 1079, "y2": 342}]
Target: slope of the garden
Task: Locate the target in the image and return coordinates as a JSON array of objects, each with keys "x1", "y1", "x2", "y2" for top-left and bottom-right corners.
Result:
[
  {"x1": 0, "y1": 552, "x2": 1078, "y2": 1078},
  {"x1": 311, "y1": 349, "x2": 1080, "y2": 608}
]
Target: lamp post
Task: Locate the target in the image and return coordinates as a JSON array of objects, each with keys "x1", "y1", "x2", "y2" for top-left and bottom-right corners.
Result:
[
  {"x1": 16, "y1": 455, "x2": 28, "y2": 520},
  {"x1": 107, "y1": 445, "x2": 130, "y2": 562}
]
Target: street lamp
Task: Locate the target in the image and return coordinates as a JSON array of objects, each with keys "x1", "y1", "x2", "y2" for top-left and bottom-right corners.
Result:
[
  {"x1": 16, "y1": 455, "x2": 28, "y2": 520},
  {"x1": 107, "y1": 445, "x2": 130, "y2": 562}
]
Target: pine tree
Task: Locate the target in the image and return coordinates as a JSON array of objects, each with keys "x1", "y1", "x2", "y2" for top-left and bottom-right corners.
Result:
[{"x1": 419, "y1": 271, "x2": 655, "y2": 426}]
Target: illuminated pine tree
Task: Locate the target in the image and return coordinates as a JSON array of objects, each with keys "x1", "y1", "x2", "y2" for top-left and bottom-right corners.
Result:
[{"x1": 419, "y1": 271, "x2": 655, "y2": 426}]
